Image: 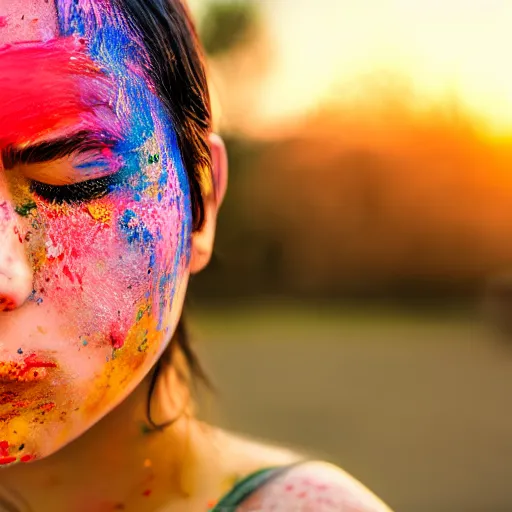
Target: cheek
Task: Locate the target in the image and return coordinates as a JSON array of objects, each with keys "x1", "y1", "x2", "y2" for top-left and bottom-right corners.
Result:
[{"x1": 25, "y1": 188, "x2": 186, "y2": 353}]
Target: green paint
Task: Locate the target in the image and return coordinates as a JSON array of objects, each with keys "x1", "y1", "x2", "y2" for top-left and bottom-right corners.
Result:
[
  {"x1": 148, "y1": 153, "x2": 160, "y2": 165},
  {"x1": 137, "y1": 338, "x2": 148, "y2": 353},
  {"x1": 15, "y1": 200, "x2": 37, "y2": 217}
]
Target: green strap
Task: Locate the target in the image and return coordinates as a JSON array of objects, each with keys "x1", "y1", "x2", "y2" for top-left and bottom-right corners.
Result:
[{"x1": 210, "y1": 466, "x2": 288, "y2": 511}]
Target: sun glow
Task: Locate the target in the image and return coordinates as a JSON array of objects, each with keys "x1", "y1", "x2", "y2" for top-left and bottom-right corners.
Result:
[{"x1": 258, "y1": 0, "x2": 512, "y2": 136}]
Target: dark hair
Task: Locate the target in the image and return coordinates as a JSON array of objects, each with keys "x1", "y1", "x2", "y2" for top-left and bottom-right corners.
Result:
[{"x1": 112, "y1": 0, "x2": 213, "y2": 427}]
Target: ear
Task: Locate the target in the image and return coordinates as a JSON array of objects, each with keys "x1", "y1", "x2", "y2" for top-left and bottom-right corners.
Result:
[{"x1": 189, "y1": 133, "x2": 228, "y2": 274}]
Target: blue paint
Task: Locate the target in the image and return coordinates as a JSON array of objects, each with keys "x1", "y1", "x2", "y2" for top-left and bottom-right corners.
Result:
[
  {"x1": 119, "y1": 209, "x2": 154, "y2": 246},
  {"x1": 56, "y1": 1, "x2": 193, "y2": 330}
]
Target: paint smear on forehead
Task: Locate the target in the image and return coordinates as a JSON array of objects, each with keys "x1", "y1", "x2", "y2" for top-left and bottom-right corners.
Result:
[
  {"x1": 0, "y1": 0, "x2": 58, "y2": 45},
  {"x1": 0, "y1": 37, "x2": 121, "y2": 147}
]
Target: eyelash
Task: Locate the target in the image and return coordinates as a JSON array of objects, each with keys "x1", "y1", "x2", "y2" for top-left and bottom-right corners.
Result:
[{"x1": 30, "y1": 174, "x2": 121, "y2": 204}]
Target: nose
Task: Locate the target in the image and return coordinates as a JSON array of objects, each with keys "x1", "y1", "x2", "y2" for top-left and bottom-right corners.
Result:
[{"x1": 0, "y1": 177, "x2": 33, "y2": 312}]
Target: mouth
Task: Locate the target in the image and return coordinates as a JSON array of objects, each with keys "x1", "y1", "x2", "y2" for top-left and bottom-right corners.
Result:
[{"x1": 0, "y1": 354, "x2": 57, "y2": 383}]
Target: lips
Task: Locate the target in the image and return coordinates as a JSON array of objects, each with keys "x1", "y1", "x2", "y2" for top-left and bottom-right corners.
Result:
[{"x1": 0, "y1": 354, "x2": 57, "y2": 383}]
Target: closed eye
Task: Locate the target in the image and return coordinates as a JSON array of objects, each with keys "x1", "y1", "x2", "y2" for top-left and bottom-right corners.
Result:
[
  {"x1": 2, "y1": 130, "x2": 125, "y2": 204},
  {"x1": 29, "y1": 173, "x2": 124, "y2": 204}
]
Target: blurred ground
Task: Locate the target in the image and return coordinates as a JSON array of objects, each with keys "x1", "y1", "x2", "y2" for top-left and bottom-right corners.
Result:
[{"x1": 192, "y1": 304, "x2": 512, "y2": 512}]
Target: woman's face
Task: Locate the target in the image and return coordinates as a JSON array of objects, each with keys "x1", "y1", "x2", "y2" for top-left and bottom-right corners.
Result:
[{"x1": 0, "y1": 0, "x2": 194, "y2": 464}]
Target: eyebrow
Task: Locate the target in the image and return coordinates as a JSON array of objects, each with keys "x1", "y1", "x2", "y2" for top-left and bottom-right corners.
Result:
[{"x1": 2, "y1": 131, "x2": 116, "y2": 170}]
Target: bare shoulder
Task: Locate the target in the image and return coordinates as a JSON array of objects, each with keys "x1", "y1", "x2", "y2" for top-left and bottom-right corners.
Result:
[{"x1": 238, "y1": 461, "x2": 393, "y2": 512}]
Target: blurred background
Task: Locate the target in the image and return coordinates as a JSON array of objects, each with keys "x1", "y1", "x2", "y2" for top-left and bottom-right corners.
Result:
[{"x1": 187, "y1": 2, "x2": 512, "y2": 511}]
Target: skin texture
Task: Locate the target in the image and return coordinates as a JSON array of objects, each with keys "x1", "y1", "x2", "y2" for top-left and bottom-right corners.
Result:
[
  {"x1": 0, "y1": 0, "x2": 193, "y2": 463},
  {"x1": 0, "y1": 2, "x2": 393, "y2": 511}
]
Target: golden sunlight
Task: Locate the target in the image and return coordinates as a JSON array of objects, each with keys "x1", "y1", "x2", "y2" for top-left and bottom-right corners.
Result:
[{"x1": 258, "y1": 0, "x2": 512, "y2": 135}]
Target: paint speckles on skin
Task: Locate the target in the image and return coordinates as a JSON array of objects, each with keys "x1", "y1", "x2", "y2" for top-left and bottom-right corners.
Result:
[
  {"x1": 14, "y1": 200, "x2": 37, "y2": 218},
  {"x1": 119, "y1": 209, "x2": 154, "y2": 246},
  {"x1": 0, "y1": 441, "x2": 15, "y2": 465},
  {"x1": 147, "y1": 153, "x2": 159, "y2": 165},
  {"x1": 0, "y1": 392, "x2": 17, "y2": 405},
  {"x1": 0, "y1": 17, "x2": 7, "y2": 29},
  {"x1": 0, "y1": 355, "x2": 57, "y2": 383},
  {"x1": 0, "y1": 0, "x2": 193, "y2": 461},
  {"x1": 109, "y1": 330, "x2": 124, "y2": 350},
  {"x1": 0, "y1": 440, "x2": 35, "y2": 465},
  {"x1": 86, "y1": 202, "x2": 113, "y2": 224}
]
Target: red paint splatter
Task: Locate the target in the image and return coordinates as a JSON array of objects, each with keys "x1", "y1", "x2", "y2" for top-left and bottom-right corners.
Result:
[
  {"x1": 62, "y1": 265, "x2": 74, "y2": 283},
  {"x1": 0, "y1": 457, "x2": 16, "y2": 465},
  {"x1": 0, "y1": 16, "x2": 7, "y2": 28},
  {"x1": 0, "y1": 441, "x2": 9, "y2": 457},
  {"x1": 142, "y1": 489, "x2": 152, "y2": 497},
  {"x1": 13, "y1": 226, "x2": 23, "y2": 243},
  {"x1": 13, "y1": 401, "x2": 32, "y2": 409},
  {"x1": 110, "y1": 330, "x2": 125, "y2": 350},
  {"x1": 20, "y1": 454, "x2": 34, "y2": 463},
  {"x1": 0, "y1": 410, "x2": 20, "y2": 422},
  {"x1": 39, "y1": 402, "x2": 56, "y2": 412},
  {"x1": 0, "y1": 391, "x2": 17, "y2": 405},
  {"x1": 22, "y1": 354, "x2": 57, "y2": 373}
]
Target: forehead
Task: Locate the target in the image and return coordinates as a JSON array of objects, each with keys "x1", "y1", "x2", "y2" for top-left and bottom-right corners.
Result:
[{"x1": 0, "y1": 0, "x2": 58, "y2": 45}]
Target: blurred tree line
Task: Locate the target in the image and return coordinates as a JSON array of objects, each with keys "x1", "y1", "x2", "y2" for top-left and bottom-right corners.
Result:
[{"x1": 188, "y1": 1, "x2": 512, "y2": 307}]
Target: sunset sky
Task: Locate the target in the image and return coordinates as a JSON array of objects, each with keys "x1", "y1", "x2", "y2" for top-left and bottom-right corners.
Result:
[{"x1": 254, "y1": 0, "x2": 512, "y2": 135}]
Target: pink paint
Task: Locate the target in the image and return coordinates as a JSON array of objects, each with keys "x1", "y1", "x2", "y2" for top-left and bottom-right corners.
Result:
[
  {"x1": 0, "y1": 0, "x2": 191, "y2": 465},
  {"x1": 0, "y1": 36, "x2": 120, "y2": 147},
  {"x1": 0, "y1": 16, "x2": 8, "y2": 29}
]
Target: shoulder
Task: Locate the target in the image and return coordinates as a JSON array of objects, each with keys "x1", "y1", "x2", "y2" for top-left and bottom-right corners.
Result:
[{"x1": 238, "y1": 461, "x2": 393, "y2": 512}]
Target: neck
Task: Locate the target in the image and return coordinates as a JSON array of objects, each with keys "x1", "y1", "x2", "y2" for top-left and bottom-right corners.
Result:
[{"x1": 0, "y1": 365, "x2": 220, "y2": 512}]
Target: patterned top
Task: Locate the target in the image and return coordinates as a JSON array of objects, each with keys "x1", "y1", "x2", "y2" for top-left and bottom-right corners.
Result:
[{"x1": 210, "y1": 465, "x2": 292, "y2": 511}]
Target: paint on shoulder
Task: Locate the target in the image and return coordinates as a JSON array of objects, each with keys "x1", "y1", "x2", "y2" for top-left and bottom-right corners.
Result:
[{"x1": 238, "y1": 461, "x2": 394, "y2": 512}]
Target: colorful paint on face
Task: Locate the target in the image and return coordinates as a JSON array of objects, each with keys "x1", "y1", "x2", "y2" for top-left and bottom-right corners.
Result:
[
  {"x1": 0, "y1": 36, "x2": 121, "y2": 147},
  {"x1": 0, "y1": 1, "x2": 192, "y2": 463}
]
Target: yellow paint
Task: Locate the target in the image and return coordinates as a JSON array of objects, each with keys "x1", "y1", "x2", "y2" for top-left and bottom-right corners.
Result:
[
  {"x1": 81, "y1": 299, "x2": 161, "y2": 419},
  {"x1": 87, "y1": 202, "x2": 113, "y2": 225}
]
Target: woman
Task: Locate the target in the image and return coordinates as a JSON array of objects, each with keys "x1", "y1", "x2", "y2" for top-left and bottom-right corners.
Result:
[{"x1": 0, "y1": 1, "x2": 392, "y2": 510}]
